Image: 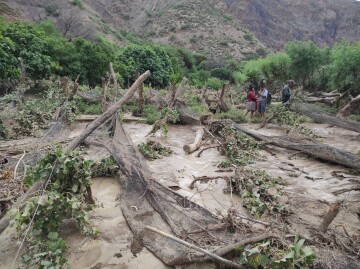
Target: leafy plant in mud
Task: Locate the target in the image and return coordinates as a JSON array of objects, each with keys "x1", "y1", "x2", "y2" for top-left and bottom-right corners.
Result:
[
  {"x1": 138, "y1": 140, "x2": 173, "y2": 160},
  {"x1": 14, "y1": 149, "x2": 98, "y2": 269},
  {"x1": 92, "y1": 156, "x2": 119, "y2": 177},
  {"x1": 270, "y1": 105, "x2": 314, "y2": 136},
  {"x1": 219, "y1": 126, "x2": 266, "y2": 167},
  {"x1": 236, "y1": 169, "x2": 288, "y2": 218},
  {"x1": 238, "y1": 237, "x2": 315, "y2": 268}
]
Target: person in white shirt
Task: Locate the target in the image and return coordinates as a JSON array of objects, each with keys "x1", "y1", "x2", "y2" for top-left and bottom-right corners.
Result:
[{"x1": 258, "y1": 81, "x2": 268, "y2": 117}]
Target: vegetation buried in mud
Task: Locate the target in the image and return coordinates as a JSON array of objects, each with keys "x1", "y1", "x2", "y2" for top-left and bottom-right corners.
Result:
[
  {"x1": 238, "y1": 237, "x2": 315, "y2": 268},
  {"x1": 138, "y1": 140, "x2": 173, "y2": 160},
  {"x1": 235, "y1": 169, "x2": 288, "y2": 218},
  {"x1": 13, "y1": 149, "x2": 98, "y2": 268},
  {"x1": 218, "y1": 125, "x2": 266, "y2": 167},
  {"x1": 92, "y1": 156, "x2": 119, "y2": 177}
]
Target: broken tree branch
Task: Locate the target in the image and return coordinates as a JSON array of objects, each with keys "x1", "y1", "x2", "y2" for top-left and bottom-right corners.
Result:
[
  {"x1": 145, "y1": 225, "x2": 245, "y2": 269},
  {"x1": 183, "y1": 128, "x2": 204, "y2": 154},
  {"x1": 319, "y1": 202, "x2": 342, "y2": 234}
]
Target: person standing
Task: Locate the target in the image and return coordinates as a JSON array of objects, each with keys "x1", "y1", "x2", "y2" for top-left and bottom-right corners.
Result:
[
  {"x1": 282, "y1": 80, "x2": 296, "y2": 104},
  {"x1": 258, "y1": 82, "x2": 268, "y2": 117},
  {"x1": 245, "y1": 84, "x2": 258, "y2": 119}
]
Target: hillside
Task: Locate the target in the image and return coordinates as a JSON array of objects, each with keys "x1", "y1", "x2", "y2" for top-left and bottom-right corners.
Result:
[{"x1": 1, "y1": 0, "x2": 360, "y2": 57}]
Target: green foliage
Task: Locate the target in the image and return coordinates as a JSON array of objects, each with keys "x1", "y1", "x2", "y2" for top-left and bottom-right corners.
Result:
[
  {"x1": 116, "y1": 45, "x2": 173, "y2": 87},
  {"x1": 70, "y1": 0, "x2": 84, "y2": 9},
  {"x1": 15, "y1": 149, "x2": 97, "y2": 268},
  {"x1": 237, "y1": 169, "x2": 287, "y2": 218},
  {"x1": 92, "y1": 156, "x2": 119, "y2": 177},
  {"x1": 219, "y1": 125, "x2": 265, "y2": 167},
  {"x1": 239, "y1": 237, "x2": 315, "y2": 268},
  {"x1": 186, "y1": 93, "x2": 209, "y2": 115},
  {"x1": 1, "y1": 21, "x2": 54, "y2": 79},
  {"x1": 76, "y1": 100, "x2": 102, "y2": 114},
  {"x1": 138, "y1": 140, "x2": 172, "y2": 160},
  {"x1": 243, "y1": 53, "x2": 290, "y2": 88},
  {"x1": 330, "y1": 41, "x2": 360, "y2": 95},
  {"x1": 285, "y1": 41, "x2": 327, "y2": 91},
  {"x1": 161, "y1": 106, "x2": 180, "y2": 124},
  {"x1": 207, "y1": 77, "x2": 223, "y2": 90},
  {"x1": 270, "y1": 105, "x2": 315, "y2": 136},
  {"x1": 217, "y1": 108, "x2": 247, "y2": 123},
  {"x1": 142, "y1": 104, "x2": 162, "y2": 124},
  {"x1": 0, "y1": 31, "x2": 19, "y2": 78},
  {"x1": 210, "y1": 67, "x2": 233, "y2": 82}
]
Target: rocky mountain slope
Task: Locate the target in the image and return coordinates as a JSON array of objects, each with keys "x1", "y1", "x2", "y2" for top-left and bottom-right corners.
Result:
[{"x1": 1, "y1": 0, "x2": 360, "y2": 58}]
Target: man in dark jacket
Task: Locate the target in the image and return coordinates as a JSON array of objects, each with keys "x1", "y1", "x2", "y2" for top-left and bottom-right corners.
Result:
[{"x1": 282, "y1": 80, "x2": 296, "y2": 104}]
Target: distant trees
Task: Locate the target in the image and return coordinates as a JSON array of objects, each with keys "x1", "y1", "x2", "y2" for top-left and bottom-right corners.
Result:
[
  {"x1": 1, "y1": 19, "x2": 360, "y2": 95},
  {"x1": 330, "y1": 41, "x2": 360, "y2": 95}
]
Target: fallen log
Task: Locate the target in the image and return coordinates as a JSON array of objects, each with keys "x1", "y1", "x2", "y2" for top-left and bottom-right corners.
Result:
[
  {"x1": 291, "y1": 102, "x2": 360, "y2": 133},
  {"x1": 183, "y1": 128, "x2": 204, "y2": 154},
  {"x1": 203, "y1": 119, "x2": 360, "y2": 170},
  {"x1": 0, "y1": 71, "x2": 151, "y2": 235}
]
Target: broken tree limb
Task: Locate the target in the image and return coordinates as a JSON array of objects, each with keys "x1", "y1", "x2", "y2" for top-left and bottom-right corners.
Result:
[
  {"x1": 68, "y1": 70, "x2": 150, "y2": 151},
  {"x1": 169, "y1": 77, "x2": 188, "y2": 106},
  {"x1": 101, "y1": 77, "x2": 108, "y2": 112},
  {"x1": 0, "y1": 71, "x2": 151, "y2": 235},
  {"x1": 196, "y1": 146, "x2": 220, "y2": 158},
  {"x1": 337, "y1": 94, "x2": 360, "y2": 118},
  {"x1": 210, "y1": 234, "x2": 280, "y2": 258},
  {"x1": 145, "y1": 225, "x2": 244, "y2": 269},
  {"x1": 183, "y1": 128, "x2": 204, "y2": 154},
  {"x1": 216, "y1": 83, "x2": 229, "y2": 113},
  {"x1": 291, "y1": 101, "x2": 360, "y2": 133},
  {"x1": 203, "y1": 119, "x2": 360, "y2": 170},
  {"x1": 319, "y1": 202, "x2": 341, "y2": 234}
]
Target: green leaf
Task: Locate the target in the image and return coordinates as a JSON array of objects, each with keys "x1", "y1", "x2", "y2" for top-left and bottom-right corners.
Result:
[{"x1": 48, "y1": 232, "x2": 59, "y2": 240}]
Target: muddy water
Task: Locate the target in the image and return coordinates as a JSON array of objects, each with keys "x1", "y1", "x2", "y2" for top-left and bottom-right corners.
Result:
[
  {"x1": 123, "y1": 123, "x2": 248, "y2": 216},
  {"x1": 242, "y1": 123, "x2": 360, "y2": 237}
]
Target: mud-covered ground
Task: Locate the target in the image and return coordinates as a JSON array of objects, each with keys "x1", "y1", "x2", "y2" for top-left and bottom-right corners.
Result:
[{"x1": 1, "y1": 120, "x2": 359, "y2": 268}]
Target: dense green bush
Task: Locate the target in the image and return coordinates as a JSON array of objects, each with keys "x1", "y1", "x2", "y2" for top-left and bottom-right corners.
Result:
[
  {"x1": 116, "y1": 45, "x2": 173, "y2": 87},
  {"x1": 330, "y1": 41, "x2": 360, "y2": 95}
]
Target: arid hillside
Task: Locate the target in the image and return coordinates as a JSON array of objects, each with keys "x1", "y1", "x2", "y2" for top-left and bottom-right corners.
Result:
[{"x1": 1, "y1": 0, "x2": 360, "y2": 57}]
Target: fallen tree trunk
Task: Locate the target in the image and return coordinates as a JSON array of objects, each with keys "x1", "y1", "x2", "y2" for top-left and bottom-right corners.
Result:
[
  {"x1": 183, "y1": 128, "x2": 204, "y2": 154},
  {"x1": 291, "y1": 102, "x2": 360, "y2": 133},
  {"x1": 204, "y1": 119, "x2": 360, "y2": 170},
  {"x1": 318, "y1": 202, "x2": 341, "y2": 234},
  {"x1": 0, "y1": 71, "x2": 151, "y2": 235},
  {"x1": 108, "y1": 121, "x2": 228, "y2": 266}
]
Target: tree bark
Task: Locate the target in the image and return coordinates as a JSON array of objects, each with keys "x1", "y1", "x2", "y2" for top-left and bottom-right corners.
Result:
[
  {"x1": 216, "y1": 83, "x2": 229, "y2": 113},
  {"x1": 337, "y1": 94, "x2": 360, "y2": 118},
  {"x1": 101, "y1": 77, "x2": 108, "y2": 112},
  {"x1": 203, "y1": 119, "x2": 360, "y2": 170},
  {"x1": 318, "y1": 202, "x2": 341, "y2": 233},
  {"x1": 291, "y1": 101, "x2": 360, "y2": 133},
  {"x1": 183, "y1": 128, "x2": 204, "y2": 154}
]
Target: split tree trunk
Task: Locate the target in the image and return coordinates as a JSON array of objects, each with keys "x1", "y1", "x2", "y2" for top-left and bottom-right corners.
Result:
[{"x1": 101, "y1": 77, "x2": 108, "y2": 112}]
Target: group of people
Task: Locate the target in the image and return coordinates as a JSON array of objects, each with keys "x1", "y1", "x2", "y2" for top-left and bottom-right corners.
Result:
[{"x1": 245, "y1": 79, "x2": 296, "y2": 119}]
